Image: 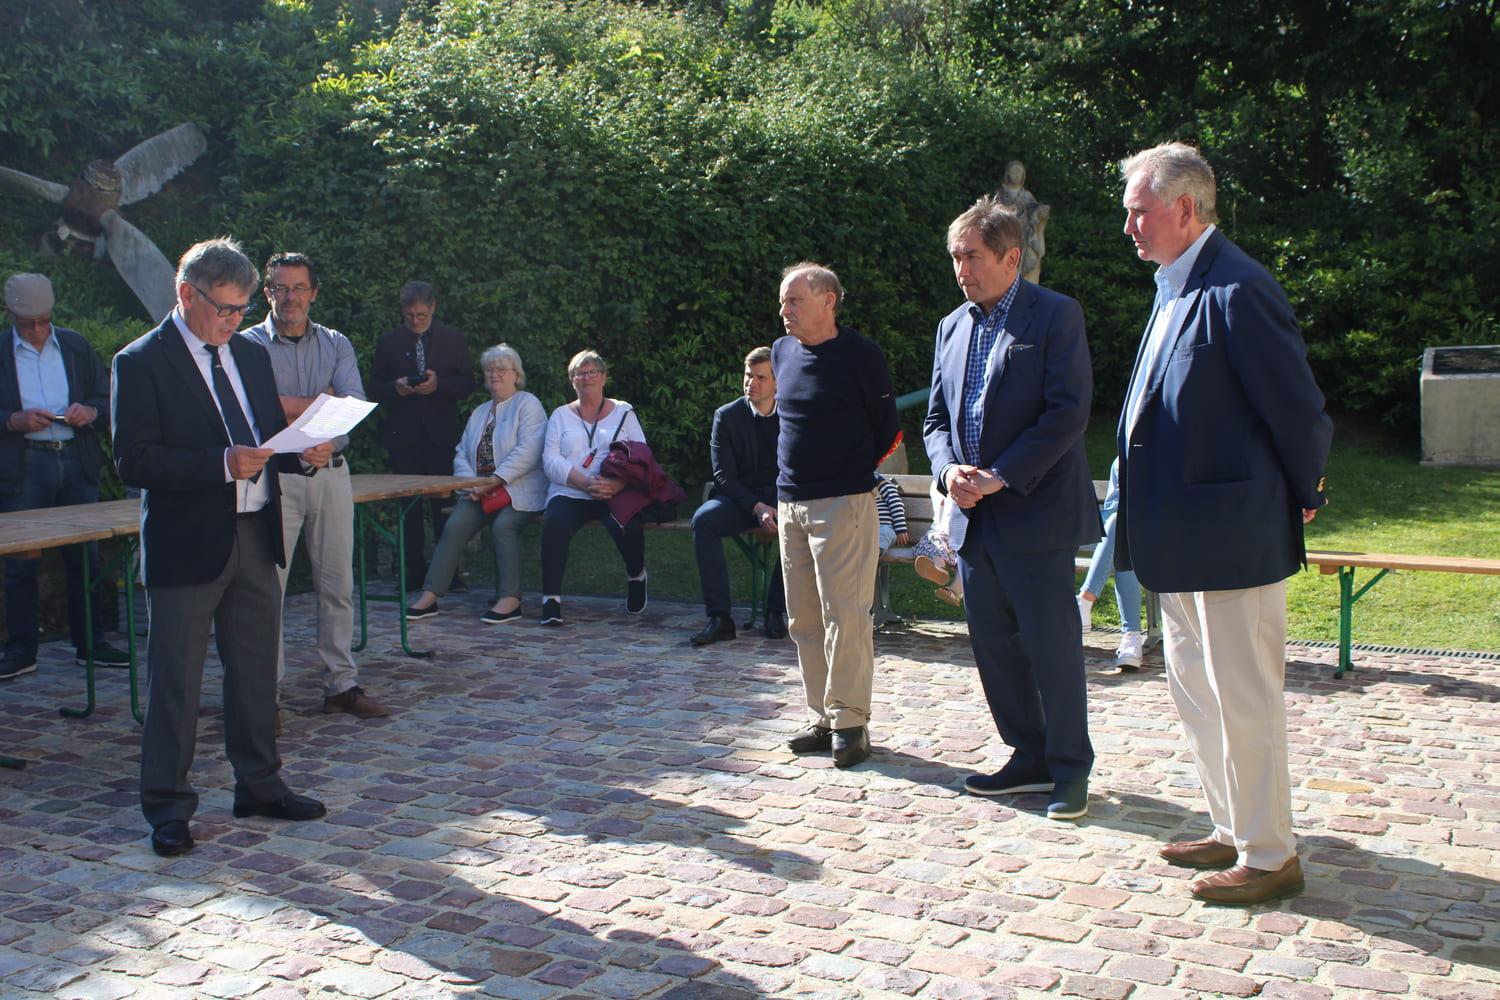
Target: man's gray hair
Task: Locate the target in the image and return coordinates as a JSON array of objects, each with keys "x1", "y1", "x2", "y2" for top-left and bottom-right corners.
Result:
[
  {"x1": 781, "y1": 262, "x2": 844, "y2": 313},
  {"x1": 481, "y1": 343, "x2": 526, "y2": 388},
  {"x1": 1120, "y1": 142, "x2": 1219, "y2": 225},
  {"x1": 947, "y1": 196, "x2": 1023, "y2": 259},
  {"x1": 177, "y1": 237, "x2": 258, "y2": 292},
  {"x1": 567, "y1": 348, "x2": 606, "y2": 378},
  {"x1": 400, "y1": 280, "x2": 436, "y2": 308},
  {"x1": 744, "y1": 346, "x2": 771, "y2": 368}
]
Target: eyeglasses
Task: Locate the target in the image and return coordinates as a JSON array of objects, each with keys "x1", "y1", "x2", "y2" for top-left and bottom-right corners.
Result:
[
  {"x1": 482, "y1": 369, "x2": 514, "y2": 382},
  {"x1": 190, "y1": 283, "x2": 256, "y2": 318},
  {"x1": 12, "y1": 316, "x2": 51, "y2": 330},
  {"x1": 571, "y1": 368, "x2": 604, "y2": 381},
  {"x1": 267, "y1": 283, "x2": 314, "y2": 297}
]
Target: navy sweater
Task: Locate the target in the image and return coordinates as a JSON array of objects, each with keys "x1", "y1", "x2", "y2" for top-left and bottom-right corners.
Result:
[{"x1": 772, "y1": 326, "x2": 900, "y2": 502}]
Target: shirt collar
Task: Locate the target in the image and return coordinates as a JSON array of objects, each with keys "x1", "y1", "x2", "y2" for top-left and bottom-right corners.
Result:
[
  {"x1": 11, "y1": 325, "x2": 58, "y2": 356},
  {"x1": 1155, "y1": 224, "x2": 1217, "y2": 300},
  {"x1": 747, "y1": 396, "x2": 776, "y2": 418},
  {"x1": 967, "y1": 275, "x2": 1022, "y2": 323},
  {"x1": 270, "y1": 316, "x2": 316, "y2": 343}
]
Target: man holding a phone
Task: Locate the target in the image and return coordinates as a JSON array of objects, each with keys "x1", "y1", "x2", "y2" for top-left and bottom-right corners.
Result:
[
  {"x1": 1, "y1": 273, "x2": 130, "y2": 680},
  {"x1": 368, "y1": 281, "x2": 473, "y2": 586}
]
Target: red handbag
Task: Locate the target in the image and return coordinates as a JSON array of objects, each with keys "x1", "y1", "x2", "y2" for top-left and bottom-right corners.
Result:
[{"x1": 480, "y1": 485, "x2": 512, "y2": 514}]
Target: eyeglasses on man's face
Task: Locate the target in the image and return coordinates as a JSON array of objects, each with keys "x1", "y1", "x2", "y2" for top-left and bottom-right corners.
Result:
[
  {"x1": 190, "y1": 283, "x2": 256, "y2": 318},
  {"x1": 267, "y1": 283, "x2": 314, "y2": 298}
]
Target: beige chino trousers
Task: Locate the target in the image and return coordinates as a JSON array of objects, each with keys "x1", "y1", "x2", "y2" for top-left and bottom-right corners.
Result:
[
  {"x1": 778, "y1": 491, "x2": 879, "y2": 731},
  {"x1": 1160, "y1": 581, "x2": 1296, "y2": 871}
]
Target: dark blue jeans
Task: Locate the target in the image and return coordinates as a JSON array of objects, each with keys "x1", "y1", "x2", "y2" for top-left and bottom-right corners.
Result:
[
  {"x1": 2, "y1": 446, "x2": 103, "y2": 660},
  {"x1": 692, "y1": 495, "x2": 785, "y2": 617},
  {"x1": 540, "y1": 496, "x2": 645, "y2": 597}
]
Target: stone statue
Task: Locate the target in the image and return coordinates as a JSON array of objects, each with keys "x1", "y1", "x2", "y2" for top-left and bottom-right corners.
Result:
[{"x1": 995, "y1": 160, "x2": 1050, "y2": 285}]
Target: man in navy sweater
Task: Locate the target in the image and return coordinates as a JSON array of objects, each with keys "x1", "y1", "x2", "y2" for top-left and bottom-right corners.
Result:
[{"x1": 773, "y1": 263, "x2": 900, "y2": 769}]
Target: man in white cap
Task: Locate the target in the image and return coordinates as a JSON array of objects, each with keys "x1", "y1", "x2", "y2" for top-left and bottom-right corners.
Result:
[{"x1": 1, "y1": 273, "x2": 129, "y2": 680}]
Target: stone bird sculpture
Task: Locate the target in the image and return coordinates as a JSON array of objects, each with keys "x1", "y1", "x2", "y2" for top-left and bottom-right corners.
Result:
[{"x1": 0, "y1": 123, "x2": 208, "y2": 323}]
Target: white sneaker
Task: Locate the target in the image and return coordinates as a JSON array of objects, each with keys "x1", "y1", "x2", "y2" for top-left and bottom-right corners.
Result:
[
  {"x1": 1076, "y1": 595, "x2": 1094, "y2": 634},
  {"x1": 1115, "y1": 630, "x2": 1144, "y2": 670}
]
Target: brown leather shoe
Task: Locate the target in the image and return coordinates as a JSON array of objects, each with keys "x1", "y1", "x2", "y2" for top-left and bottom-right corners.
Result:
[
  {"x1": 322, "y1": 686, "x2": 391, "y2": 719},
  {"x1": 1159, "y1": 836, "x2": 1238, "y2": 869},
  {"x1": 1191, "y1": 857, "x2": 1304, "y2": 905}
]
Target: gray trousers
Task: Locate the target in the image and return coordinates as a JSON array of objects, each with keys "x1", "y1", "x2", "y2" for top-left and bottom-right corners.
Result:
[
  {"x1": 422, "y1": 496, "x2": 537, "y2": 602},
  {"x1": 140, "y1": 513, "x2": 287, "y2": 828},
  {"x1": 274, "y1": 461, "x2": 358, "y2": 697}
]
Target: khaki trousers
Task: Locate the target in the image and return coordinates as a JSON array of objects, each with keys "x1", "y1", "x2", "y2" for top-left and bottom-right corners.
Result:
[
  {"x1": 778, "y1": 492, "x2": 878, "y2": 730},
  {"x1": 275, "y1": 461, "x2": 358, "y2": 697},
  {"x1": 1160, "y1": 581, "x2": 1295, "y2": 870}
]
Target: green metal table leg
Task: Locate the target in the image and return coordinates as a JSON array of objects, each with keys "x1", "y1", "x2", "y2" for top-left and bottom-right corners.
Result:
[
  {"x1": 62, "y1": 540, "x2": 97, "y2": 719},
  {"x1": 731, "y1": 536, "x2": 776, "y2": 630},
  {"x1": 353, "y1": 505, "x2": 370, "y2": 653},
  {"x1": 1334, "y1": 565, "x2": 1388, "y2": 679},
  {"x1": 354, "y1": 499, "x2": 432, "y2": 658},
  {"x1": 125, "y1": 541, "x2": 143, "y2": 724}
]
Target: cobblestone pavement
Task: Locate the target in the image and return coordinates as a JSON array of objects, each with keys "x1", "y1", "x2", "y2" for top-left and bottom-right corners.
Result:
[{"x1": 1, "y1": 591, "x2": 1497, "y2": 1000}]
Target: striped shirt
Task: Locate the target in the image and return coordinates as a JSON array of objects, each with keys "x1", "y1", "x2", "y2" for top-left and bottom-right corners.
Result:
[{"x1": 874, "y1": 475, "x2": 908, "y2": 534}]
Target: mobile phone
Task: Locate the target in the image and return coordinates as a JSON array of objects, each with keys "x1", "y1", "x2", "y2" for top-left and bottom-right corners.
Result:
[
  {"x1": 49, "y1": 413, "x2": 68, "y2": 423},
  {"x1": 410, "y1": 371, "x2": 432, "y2": 386}
]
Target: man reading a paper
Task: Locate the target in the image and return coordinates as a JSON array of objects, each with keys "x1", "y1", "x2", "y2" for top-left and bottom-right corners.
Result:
[{"x1": 245, "y1": 252, "x2": 390, "y2": 722}]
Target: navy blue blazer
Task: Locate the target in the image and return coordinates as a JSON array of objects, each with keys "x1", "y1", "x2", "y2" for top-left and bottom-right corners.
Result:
[
  {"x1": 923, "y1": 279, "x2": 1100, "y2": 553},
  {"x1": 367, "y1": 320, "x2": 474, "y2": 454},
  {"x1": 1115, "y1": 229, "x2": 1332, "y2": 593},
  {"x1": 112, "y1": 317, "x2": 302, "y2": 588},
  {"x1": 0, "y1": 325, "x2": 110, "y2": 494},
  {"x1": 708, "y1": 396, "x2": 778, "y2": 517}
]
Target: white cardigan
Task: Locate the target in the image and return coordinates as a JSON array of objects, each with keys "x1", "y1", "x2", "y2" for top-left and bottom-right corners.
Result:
[
  {"x1": 452, "y1": 390, "x2": 549, "y2": 512},
  {"x1": 543, "y1": 399, "x2": 647, "y2": 503}
]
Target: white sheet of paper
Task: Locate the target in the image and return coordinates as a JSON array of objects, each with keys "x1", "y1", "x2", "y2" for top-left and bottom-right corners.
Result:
[{"x1": 261, "y1": 393, "x2": 378, "y2": 453}]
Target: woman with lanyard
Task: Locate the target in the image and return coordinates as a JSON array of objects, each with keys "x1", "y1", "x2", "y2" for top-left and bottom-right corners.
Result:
[
  {"x1": 406, "y1": 344, "x2": 547, "y2": 624},
  {"x1": 538, "y1": 349, "x2": 650, "y2": 626}
]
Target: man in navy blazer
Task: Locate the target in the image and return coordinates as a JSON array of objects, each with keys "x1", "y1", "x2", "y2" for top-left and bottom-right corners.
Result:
[
  {"x1": 1, "y1": 273, "x2": 130, "y2": 679},
  {"x1": 924, "y1": 197, "x2": 1099, "y2": 821},
  {"x1": 112, "y1": 238, "x2": 334, "y2": 858},
  {"x1": 1115, "y1": 143, "x2": 1331, "y2": 905},
  {"x1": 689, "y1": 346, "x2": 787, "y2": 645}
]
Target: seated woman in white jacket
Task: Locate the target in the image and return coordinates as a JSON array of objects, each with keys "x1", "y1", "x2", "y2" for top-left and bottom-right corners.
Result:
[
  {"x1": 538, "y1": 349, "x2": 648, "y2": 627},
  {"x1": 406, "y1": 344, "x2": 547, "y2": 624}
]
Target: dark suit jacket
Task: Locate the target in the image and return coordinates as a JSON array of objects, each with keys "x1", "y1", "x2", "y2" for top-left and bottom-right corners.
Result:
[
  {"x1": 1115, "y1": 229, "x2": 1332, "y2": 594},
  {"x1": 924, "y1": 279, "x2": 1100, "y2": 553},
  {"x1": 367, "y1": 320, "x2": 474, "y2": 453},
  {"x1": 0, "y1": 325, "x2": 110, "y2": 494},
  {"x1": 709, "y1": 396, "x2": 778, "y2": 517},
  {"x1": 112, "y1": 317, "x2": 302, "y2": 588}
]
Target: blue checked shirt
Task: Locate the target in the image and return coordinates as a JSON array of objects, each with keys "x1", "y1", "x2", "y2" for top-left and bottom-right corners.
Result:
[{"x1": 959, "y1": 278, "x2": 1021, "y2": 465}]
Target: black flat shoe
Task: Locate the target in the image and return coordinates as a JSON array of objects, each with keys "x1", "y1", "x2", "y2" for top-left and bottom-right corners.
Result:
[
  {"x1": 481, "y1": 607, "x2": 523, "y2": 624},
  {"x1": 232, "y1": 791, "x2": 327, "y2": 821},
  {"x1": 763, "y1": 611, "x2": 788, "y2": 639},
  {"x1": 151, "y1": 820, "x2": 194, "y2": 857},
  {"x1": 405, "y1": 601, "x2": 438, "y2": 620}
]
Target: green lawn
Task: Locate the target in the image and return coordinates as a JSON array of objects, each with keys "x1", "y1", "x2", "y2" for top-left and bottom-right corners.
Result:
[{"x1": 414, "y1": 421, "x2": 1499, "y2": 654}]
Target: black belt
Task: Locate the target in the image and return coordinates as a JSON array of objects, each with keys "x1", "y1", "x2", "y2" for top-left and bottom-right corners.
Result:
[
  {"x1": 331, "y1": 450, "x2": 345, "y2": 468},
  {"x1": 23, "y1": 439, "x2": 73, "y2": 451}
]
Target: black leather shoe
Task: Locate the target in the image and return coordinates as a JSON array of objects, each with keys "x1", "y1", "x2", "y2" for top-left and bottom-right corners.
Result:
[
  {"x1": 786, "y1": 725, "x2": 833, "y2": 754},
  {"x1": 691, "y1": 614, "x2": 736, "y2": 647},
  {"x1": 763, "y1": 611, "x2": 787, "y2": 639},
  {"x1": 832, "y1": 726, "x2": 870, "y2": 768},
  {"x1": 232, "y1": 791, "x2": 327, "y2": 821},
  {"x1": 151, "y1": 820, "x2": 194, "y2": 857}
]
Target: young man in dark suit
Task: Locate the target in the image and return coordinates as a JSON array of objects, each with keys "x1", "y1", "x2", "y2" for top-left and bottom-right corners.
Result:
[
  {"x1": 367, "y1": 281, "x2": 473, "y2": 586},
  {"x1": 1116, "y1": 143, "x2": 1331, "y2": 904},
  {"x1": 112, "y1": 238, "x2": 333, "y2": 858},
  {"x1": 1, "y1": 273, "x2": 129, "y2": 679},
  {"x1": 924, "y1": 197, "x2": 1099, "y2": 822},
  {"x1": 689, "y1": 346, "x2": 787, "y2": 646}
]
